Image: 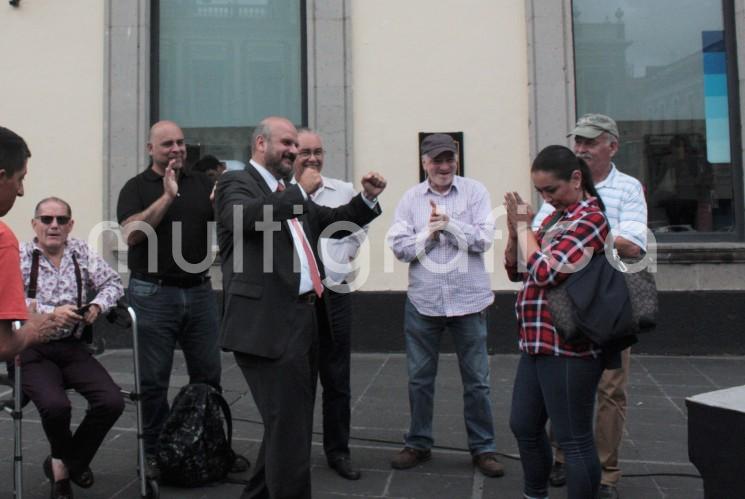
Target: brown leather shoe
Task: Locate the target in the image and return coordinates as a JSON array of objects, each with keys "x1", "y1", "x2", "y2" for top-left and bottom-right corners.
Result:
[
  {"x1": 549, "y1": 460, "x2": 566, "y2": 487},
  {"x1": 472, "y1": 452, "x2": 504, "y2": 477},
  {"x1": 390, "y1": 447, "x2": 431, "y2": 470}
]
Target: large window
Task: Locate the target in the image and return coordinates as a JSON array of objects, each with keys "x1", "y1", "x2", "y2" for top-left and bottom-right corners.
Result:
[
  {"x1": 153, "y1": 0, "x2": 306, "y2": 166},
  {"x1": 572, "y1": 0, "x2": 742, "y2": 240}
]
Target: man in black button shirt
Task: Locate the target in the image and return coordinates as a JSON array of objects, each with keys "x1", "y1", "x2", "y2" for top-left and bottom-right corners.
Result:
[{"x1": 116, "y1": 120, "x2": 222, "y2": 470}]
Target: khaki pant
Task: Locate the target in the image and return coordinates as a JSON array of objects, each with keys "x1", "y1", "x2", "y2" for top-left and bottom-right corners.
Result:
[{"x1": 554, "y1": 348, "x2": 631, "y2": 486}]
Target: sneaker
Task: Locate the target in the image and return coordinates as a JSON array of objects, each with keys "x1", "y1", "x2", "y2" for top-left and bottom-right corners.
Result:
[
  {"x1": 549, "y1": 461, "x2": 566, "y2": 487},
  {"x1": 390, "y1": 447, "x2": 431, "y2": 470},
  {"x1": 472, "y1": 452, "x2": 505, "y2": 477},
  {"x1": 598, "y1": 484, "x2": 620, "y2": 499}
]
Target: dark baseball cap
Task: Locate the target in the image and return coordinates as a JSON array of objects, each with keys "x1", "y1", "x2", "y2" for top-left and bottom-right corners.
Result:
[{"x1": 421, "y1": 134, "x2": 457, "y2": 158}]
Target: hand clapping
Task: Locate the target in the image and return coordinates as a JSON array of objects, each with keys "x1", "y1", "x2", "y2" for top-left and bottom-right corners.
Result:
[{"x1": 428, "y1": 200, "x2": 449, "y2": 240}]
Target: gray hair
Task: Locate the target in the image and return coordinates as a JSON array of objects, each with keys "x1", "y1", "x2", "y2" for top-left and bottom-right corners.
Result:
[{"x1": 251, "y1": 120, "x2": 273, "y2": 151}]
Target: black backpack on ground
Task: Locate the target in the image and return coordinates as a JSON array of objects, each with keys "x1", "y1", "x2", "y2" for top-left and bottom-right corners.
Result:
[{"x1": 156, "y1": 383, "x2": 248, "y2": 487}]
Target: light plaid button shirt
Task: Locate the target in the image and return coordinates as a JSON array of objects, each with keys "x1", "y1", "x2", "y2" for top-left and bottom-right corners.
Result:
[
  {"x1": 388, "y1": 176, "x2": 495, "y2": 317},
  {"x1": 533, "y1": 163, "x2": 647, "y2": 250}
]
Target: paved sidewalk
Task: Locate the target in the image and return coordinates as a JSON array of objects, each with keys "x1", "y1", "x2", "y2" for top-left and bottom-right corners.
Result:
[{"x1": 2, "y1": 352, "x2": 737, "y2": 499}]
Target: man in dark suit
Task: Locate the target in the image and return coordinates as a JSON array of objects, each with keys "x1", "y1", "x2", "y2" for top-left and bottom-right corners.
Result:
[{"x1": 215, "y1": 116, "x2": 386, "y2": 499}]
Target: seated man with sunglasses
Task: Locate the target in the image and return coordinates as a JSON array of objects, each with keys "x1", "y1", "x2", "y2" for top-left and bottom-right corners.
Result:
[{"x1": 17, "y1": 196, "x2": 125, "y2": 499}]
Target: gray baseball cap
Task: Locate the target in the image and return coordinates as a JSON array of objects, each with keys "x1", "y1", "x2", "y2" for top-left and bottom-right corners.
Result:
[
  {"x1": 421, "y1": 133, "x2": 458, "y2": 158},
  {"x1": 568, "y1": 113, "x2": 619, "y2": 140}
]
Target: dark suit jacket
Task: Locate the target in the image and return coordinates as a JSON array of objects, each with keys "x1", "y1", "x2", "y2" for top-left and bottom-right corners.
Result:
[{"x1": 215, "y1": 165, "x2": 381, "y2": 359}]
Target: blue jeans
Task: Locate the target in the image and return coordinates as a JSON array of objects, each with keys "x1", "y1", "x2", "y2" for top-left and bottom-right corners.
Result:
[
  {"x1": 128, "y1": 278, "x2": 222, "y2": 454},
  {"x1": 509, "y1": 353, "x2": 605, "y2": 499},
  {"x1": 403, "y1": 298, "x2": 496, "y2": 455}
]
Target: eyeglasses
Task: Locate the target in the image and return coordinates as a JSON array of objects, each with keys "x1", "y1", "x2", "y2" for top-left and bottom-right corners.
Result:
[
  {"x1": 297, "y1": 148, "x2": 324, "y2": 159},
  {"x1": 35, "y1": 215, "x2": 71, "y2": 225}
]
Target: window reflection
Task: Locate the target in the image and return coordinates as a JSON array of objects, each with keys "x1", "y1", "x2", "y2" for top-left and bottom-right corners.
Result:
[{"x1": 572, "y1": 0, "x2": 736, "y2": 235}]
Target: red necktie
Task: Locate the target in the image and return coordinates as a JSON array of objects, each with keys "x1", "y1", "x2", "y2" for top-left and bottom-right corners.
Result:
[
  {"x1": 277, "y1": 181, "x2": 323, "y2": 297},
  {"x1": 290, "y1": 218, "x2": 324, "y2": 297}
]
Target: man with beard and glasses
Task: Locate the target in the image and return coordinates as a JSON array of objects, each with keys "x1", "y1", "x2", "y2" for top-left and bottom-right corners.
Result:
[
  {"x1": 532, "y1": 114, "x2": 648, "y2": 499},
  {"x1": 117, "y1": 120, "x2": 233, "y2": 477},
  {"x1": 215, "y1": 116, "x2": 386, "y2": 499}
]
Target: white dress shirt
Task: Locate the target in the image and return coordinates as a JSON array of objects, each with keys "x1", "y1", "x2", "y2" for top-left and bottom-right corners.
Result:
[
  {"x1": 249, "y1": 160, "x2": 317, "y2": 295},
  {"x1": 310, "y1": 176, "x2": 369, "y2": 285}
]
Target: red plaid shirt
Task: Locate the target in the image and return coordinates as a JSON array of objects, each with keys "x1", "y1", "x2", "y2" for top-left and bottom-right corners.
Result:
[{"x1": 506, "y1": 198, "x2": 609, "y2": 357}]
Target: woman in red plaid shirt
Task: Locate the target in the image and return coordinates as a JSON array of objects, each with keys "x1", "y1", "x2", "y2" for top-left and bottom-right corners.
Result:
[{"x1": 504, "y1": 145, "x2": 620, "y2": 499}]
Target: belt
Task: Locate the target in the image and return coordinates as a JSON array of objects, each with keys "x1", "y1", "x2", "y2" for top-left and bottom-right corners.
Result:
[
  {"x1": 297, "y1": 292, "x2": 318, "y2": 304},
  {"x1": 131, "y1": 272, "x2": 210, "y2": 289}
]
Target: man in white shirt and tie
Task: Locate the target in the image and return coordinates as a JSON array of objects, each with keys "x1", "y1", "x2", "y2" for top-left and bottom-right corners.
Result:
[{"x1": 292, "y1": 128, "x2": 367, "y2": 480}]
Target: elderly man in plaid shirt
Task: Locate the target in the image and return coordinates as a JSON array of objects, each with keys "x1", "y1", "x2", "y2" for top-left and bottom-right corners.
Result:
[{"x1": 387, "y1": 134, "x2": 503, "y2": 478}]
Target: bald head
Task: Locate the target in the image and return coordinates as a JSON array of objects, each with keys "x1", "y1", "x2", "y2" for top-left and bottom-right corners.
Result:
[
  {"x1": 251, "y1": 116, "x2": 298, "y2": 180},
  {"x1": 148, "y1": 120, "x2": 186, "y2": 173}
]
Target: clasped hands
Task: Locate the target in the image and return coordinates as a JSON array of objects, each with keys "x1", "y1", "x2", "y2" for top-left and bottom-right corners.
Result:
[
  {"x1": 428, "y1": 200, "x2": 449, "y2": 240},
  {"x1": 503, "y1": 191, "x2": 534, "y2": 240},
  {"x1": 23, "y1": 300, "x2": 98, "y2": 345},
  {"x1": 51, "y1": 303, "x2": 101, "y2": 327}
]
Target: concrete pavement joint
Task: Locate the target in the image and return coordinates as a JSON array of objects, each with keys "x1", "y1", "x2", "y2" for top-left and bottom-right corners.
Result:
[
  {"x1": 380, "y1": 469, "x2": 394, "y2": 497},
  {"x1": 108, "y1": 477, "x2": 140, "y2": 498},
  {"x1": 470, "y1": 469, "x2": 485, "y2": 499},
  {"x1": 635, "y1": 360, "x2": 688, "y2": 419},
  {"x1": 351, "y1": 353, "x2": 391, "y2": 414},
  {"x1": 688, "y1": 361, "x2": 722, "y2": 389}
]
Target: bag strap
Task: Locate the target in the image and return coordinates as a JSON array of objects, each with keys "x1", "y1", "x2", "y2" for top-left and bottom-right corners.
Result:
[
  {"x1": 536, "y1": 210, "x2": 565, "y2": 239},
  {"x1": 208, "y1": 390, "x2": 252, "y2": 484},
  {"x1": 27, "y1": 249, "x2": 41, "y2": 299},
  {"x1": 210, "y1": 390, "x2": 234, "y2": 448},
  {"x1": 71, "y1": 253, "x2": 83, "y2": 308},
  {"x1": 71, "y1": 253, "x2": 94, "y2": 343}
]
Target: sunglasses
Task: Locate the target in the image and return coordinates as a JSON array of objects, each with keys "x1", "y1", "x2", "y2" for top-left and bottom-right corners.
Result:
[{"x1": 36, "y1": 215, "x2": 71, "y2": 225}]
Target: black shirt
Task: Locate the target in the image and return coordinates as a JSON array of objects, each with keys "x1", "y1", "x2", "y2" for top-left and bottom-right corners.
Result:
[{"x1": 117, "y1": 167, "x2": 214, "y2": 278}]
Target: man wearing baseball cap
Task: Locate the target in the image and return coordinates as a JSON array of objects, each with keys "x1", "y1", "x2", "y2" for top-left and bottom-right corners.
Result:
[
  {"x1": 387, "y1": 133, "x2": 504, "y2": 478},
  {"x1": 533, "y1": 114, "x2": 648, "y2": 499}
]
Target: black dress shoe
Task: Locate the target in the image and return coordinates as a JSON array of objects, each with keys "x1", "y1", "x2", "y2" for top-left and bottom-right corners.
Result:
[
  {"x1": 50, "y1": 478, "x2": 74, "y2": 499},
  {"x1": 329, "y1": 456, "x2": 361, "y2": 480},
  {"x1": 230, "y1": 453, "x2": 251, "y2": 473},
  {"x1": 44, "y1": 455, "x2": 94, "y2": 489},
  {"x1": 69, "y1": 467, "x2": 94, "y2": 488},
  {"x1": 43, "y1": 455, "x2": 53, "y2": 481},
  {"x1": 549, "y1": 461, "x2": 566, "y2": 487}
]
